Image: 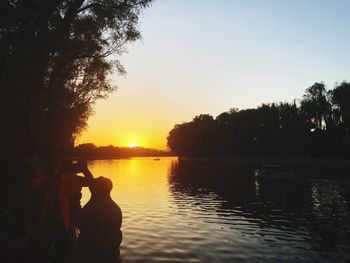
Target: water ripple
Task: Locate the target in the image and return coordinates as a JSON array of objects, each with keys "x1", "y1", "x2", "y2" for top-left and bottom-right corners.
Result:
[{"x1": 81, "y1": 158, "x2": 350, "y2": 262}]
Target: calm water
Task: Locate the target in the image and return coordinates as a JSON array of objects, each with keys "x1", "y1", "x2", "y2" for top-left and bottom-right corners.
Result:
[{"x1": 81, "y1": 158, "x2": 350, "y2": 262}]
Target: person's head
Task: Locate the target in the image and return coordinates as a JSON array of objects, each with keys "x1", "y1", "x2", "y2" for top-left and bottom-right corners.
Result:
[{"x1": 90, "y1": 177, "x2": 113, "y2": 199}]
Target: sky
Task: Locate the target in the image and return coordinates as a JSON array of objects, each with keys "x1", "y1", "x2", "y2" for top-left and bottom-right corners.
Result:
[{"x1": 78, "y1": 0, "x2": 350, "y2": 150}]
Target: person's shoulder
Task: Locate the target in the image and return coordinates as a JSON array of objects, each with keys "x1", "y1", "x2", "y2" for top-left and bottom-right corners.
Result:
[
  {"x1": 107, "y1": 200, "x2": 122, "y2": 217},
  {"x1": 111, "y1": 201, "x2": 121, "y2": 212}
]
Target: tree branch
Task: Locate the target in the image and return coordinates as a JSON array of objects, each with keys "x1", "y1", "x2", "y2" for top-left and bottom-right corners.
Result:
[
  {"x1": 51, "y1": 0, "x2": 86, "y2": 46},
  {"x1": 77, "y1": 1, "x2": 142, "y2": 13}
]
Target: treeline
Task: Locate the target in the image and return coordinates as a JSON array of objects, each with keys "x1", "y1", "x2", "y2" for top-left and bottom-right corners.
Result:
[
  {"x1": 70, "y1": 143, "x2": 170, "y2": 159},
  {"x1": 167, "y1": 82, "x2": 350, "y2": 158}
]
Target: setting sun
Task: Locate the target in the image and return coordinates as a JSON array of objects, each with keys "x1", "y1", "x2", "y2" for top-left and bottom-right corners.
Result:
[{"x1": 128, "y1": 142, "x2": 139, "y2": 148}]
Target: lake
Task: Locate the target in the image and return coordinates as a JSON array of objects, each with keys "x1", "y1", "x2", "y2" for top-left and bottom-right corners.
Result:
[{"x1": 81, "y1": 157, "x2": 350, "y2": 262}]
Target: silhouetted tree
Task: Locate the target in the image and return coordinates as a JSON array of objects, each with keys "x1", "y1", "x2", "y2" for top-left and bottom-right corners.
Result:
[
  {"x1": 330, "y1": 81, "x2": 350, "y2": 130},
  {"x1": 1, "y1": 0, "x2": 152, "y2": 157},
  {"x1": 276, "y1": 101, "x2": 308, "y2": 156},
  {"x1": 300, "y1": 82, "x2": 330, "y2": 130},
  {"x1": 168, "y1": 81, "x2": 350, "y2": 158}
]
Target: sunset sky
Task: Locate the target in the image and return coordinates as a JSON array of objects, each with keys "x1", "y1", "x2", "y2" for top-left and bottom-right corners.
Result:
[{"x1": 79, "y1": 0, "x2": 350, "y2": 150}]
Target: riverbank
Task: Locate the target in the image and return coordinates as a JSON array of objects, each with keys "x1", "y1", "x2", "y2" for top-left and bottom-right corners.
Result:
[{"x1": 62, "y1": 155, "x2": 177, "y2": 161}]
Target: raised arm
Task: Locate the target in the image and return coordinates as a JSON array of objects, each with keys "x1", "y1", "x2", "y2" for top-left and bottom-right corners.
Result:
[{"x1": 79, "y1": 160, "x2": 94, "y2": 181}]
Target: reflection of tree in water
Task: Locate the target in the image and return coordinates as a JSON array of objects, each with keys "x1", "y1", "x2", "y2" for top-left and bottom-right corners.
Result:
[
  {"x1": 168, "y1": 160, "x2": 308, "y2": 226},
  {"x1": 168, "y1": 160, "x2": 256, "y2": 222},
  {"x1": 168, "y1": 160, "x2": 350, "y2": 257},
  {"x1": 308, "y1": 179, "x2": 350, "y2": 253}
]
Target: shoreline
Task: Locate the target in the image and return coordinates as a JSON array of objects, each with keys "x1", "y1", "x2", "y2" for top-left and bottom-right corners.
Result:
[
  {"x1": 58, "y1": 156, "x2": 350, "y2": 173},
  {"x1": 61, "y1": 155, "x2": 177, "y2": 161},
  {"x1": 63, "y1": 155, "x2": 350, "y2": 168},
  {"x1": 177, "y1": 157, "x2": 350, "y2": 171}
]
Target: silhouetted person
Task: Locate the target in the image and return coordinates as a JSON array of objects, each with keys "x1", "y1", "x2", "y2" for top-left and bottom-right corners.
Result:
[
  {"x1": 79, "y1": 176, "x2": 122, "y2": 263},
  {"x1": 57, "y1": 160, "x2": 93, "y2": 232},
  {"x1": 52, "y1": 160, "x2": 93, "y2": 263}
]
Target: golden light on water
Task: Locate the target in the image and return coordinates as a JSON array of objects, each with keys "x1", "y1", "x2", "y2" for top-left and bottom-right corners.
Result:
[{"x1": 81, "y1": 157, "x2": 177, "y2": 209}]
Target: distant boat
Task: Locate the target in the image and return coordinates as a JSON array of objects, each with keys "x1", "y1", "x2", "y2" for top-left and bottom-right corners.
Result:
[
  {"x1": 254, "y1": 165, "x2": 295, "y2": 180},
  {"x1": 154, "y1": 157, "x2": 160, "y2": 161}
]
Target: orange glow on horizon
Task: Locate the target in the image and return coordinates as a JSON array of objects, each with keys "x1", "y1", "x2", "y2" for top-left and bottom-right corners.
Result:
[
  {"x1": 76, "y1": 85, "x2": 182, "y2": 151},
  {"x1": 77, "y1": 105, "x2": 174, "y2": 150},
  {"x1": 78, "y1": 125, "x2": 169, "y2": 150},
  {"x1": 128, "y1": 142, "x2": 139, "y2": 148}
]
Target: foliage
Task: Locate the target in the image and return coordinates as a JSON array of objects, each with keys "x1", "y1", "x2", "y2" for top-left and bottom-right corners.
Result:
[
  {"x1": 73, "y1": 143, "x2": 170, "y2": 158},
  {"x1": 300, "y1": 82, "x2": 330, "y2": 130},
  {"x1": 330, "y1": 81, "x2": 350, "y2": 130},
  {"x1": 167, "y1": 82, "x2": 350, "y2": 158},
  {"x1": 0, "y1": 0, "x2": 152, "y2": 156}
]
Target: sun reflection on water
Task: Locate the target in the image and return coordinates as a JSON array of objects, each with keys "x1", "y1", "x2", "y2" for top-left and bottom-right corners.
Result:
[{"x1": 80, "y1": 158, "x2": 350, "y2": 262}]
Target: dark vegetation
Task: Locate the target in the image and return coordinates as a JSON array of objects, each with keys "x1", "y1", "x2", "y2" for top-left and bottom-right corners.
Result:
[
  {"x1": 72, "y1": 143, "x2": 171, "y2": 159},
  {"x1": 167, "y1": 82, "x2": 350, "y2": 158},
  {"x1": 1, "y1": 0, "x2": 152, "y2": 159},
  {"x1": 0, "y1": 1, "x2": 152, "y2": 262}
]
